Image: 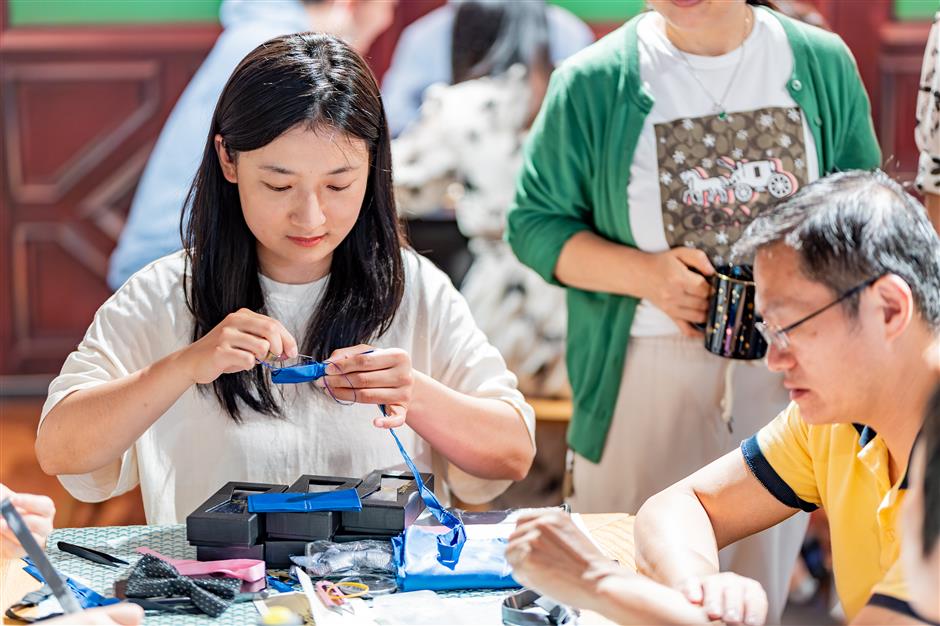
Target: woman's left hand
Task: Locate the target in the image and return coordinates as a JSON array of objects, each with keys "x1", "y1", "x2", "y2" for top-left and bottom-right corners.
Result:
[{"x1": 320, "y1": 344, "x2": 412, "y2": 428}]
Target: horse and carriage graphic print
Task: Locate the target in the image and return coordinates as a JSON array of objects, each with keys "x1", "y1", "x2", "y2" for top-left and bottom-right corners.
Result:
[{"x1": 655, "y1": 106, "x2": 809, "y2": 265}]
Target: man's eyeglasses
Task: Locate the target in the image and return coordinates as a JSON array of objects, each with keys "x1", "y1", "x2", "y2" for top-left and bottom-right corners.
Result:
[{"x1": 755, "y1": 275, "x2": 882, "y2": 351}]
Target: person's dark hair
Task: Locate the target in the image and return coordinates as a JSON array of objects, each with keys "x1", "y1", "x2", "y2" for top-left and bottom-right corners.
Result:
[
  {"x1": 182, "y1": 33, "x2": 405, "y2": 422},
  {"x1": 450, "y1": 0, "x2": 552, "y2": 84},
  {"x1": 732, "y1": 170, "x2": 940, "y2": 330},
  {"x1": 922, "y1": 384, "x2": 940, "y2": 556}
]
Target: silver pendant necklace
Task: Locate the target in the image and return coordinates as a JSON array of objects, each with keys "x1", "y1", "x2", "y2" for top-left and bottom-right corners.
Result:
[{"x1": 673, "y1": 8, "x2": 752, "y2": 121}]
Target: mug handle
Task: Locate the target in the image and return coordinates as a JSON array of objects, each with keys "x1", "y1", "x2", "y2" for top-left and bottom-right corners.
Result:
[{"x1": 687, "y1": 267, "x2": 716, "y2": 332}]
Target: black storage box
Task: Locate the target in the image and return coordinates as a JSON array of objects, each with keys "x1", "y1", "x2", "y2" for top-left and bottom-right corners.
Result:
[
  {"x1": 264, "y1": 539, "x2": 309, "y2": 569},
  {"x1": 196, "y1": 543, "x2": 265, "y2": 562},
  {"x1": 332, "y1": 530, "x2": 398, "y2": 544},
  {"x1": 265, "y1": 474, "x2": 361, "y2": 541},
  {"x1": 186, "y1": 481, "x2": 286, "y2": 547},
  {"x1": 340, "y1": 470, "x2": 433, "y2": 534}
]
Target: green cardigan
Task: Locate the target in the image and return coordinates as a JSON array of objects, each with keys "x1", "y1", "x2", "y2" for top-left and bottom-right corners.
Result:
[{"x1": 506, "y1": 8, "x2": 882, "y2": 463}]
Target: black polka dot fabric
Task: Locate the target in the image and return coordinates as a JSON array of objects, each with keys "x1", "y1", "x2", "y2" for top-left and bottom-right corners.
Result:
[{"x1": 125, "y1": 554, "x2": 240, "y2": 618}]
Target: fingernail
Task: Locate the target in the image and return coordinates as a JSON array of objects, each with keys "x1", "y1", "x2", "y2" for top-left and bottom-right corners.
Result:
[
  {"x1": 706, "y1": 604, "x2": 721, "y2": 616},
  {"x1": 724, "y1": 610, "x2": 740, "y2": 623},
  {"x1": 744, "y1": 617, "x2": 761, "y2": 626}
]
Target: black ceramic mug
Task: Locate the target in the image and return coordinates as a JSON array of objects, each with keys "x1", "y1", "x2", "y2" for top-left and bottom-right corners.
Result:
[{"x1": 700, "y1": 265, "x2": 768, "y2": 360}]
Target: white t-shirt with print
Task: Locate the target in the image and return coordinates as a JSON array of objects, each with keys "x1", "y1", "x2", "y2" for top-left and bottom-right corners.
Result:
[
  {"x1": 39, "y1": 250, "x2": 535, "y2": 525},
  {"x1": 629, "y1": 9, "x2": 820, "y2": 336}
]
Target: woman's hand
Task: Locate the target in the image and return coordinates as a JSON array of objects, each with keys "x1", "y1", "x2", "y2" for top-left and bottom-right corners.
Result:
[
  {"x1": 179, "y1": 309, "x2": 298, "y2": 385},
  {"x1": 320, "y1": 344, "x2": 412, "y2": 428},
  {"x1": 0, "y1": 483, "x2": 55, "y2": 558},
  {"x1": 506, "y1": 510, "x2": 620, "y2": 609},
  {"x1": 641, "y1": 248, "x2": 715, "y2": 337}
]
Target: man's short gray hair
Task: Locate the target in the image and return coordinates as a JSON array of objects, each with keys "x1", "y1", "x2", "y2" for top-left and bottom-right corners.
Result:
[{"x1": 732, "y1": 170, "x2": 940, "y2": 329}]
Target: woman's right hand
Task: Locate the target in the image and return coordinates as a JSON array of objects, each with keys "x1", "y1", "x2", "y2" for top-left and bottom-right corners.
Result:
[
  {"x1": 180, "y1": 309, "x2": 298, "y2": 385},
  {"x1": 642, "y1": 248, "x2": 715, "y2": 337}
]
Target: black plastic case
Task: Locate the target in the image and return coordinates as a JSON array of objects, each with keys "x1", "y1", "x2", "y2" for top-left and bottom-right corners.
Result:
[
  {"x1": 186, "y1": 481, "x2": 287, "y2": 547},
  {"x1": 264, "y1": 539, "x2": 309, "y2": 569},
  {"x1": 332, "y1": 530, "x2": 398, "y2": 544},
  {"x1": 340, "y1": 470, "x2": 433, "y2": 534},
  {"x1": 265, "y1": 474, "x2": 361, "y2": 541},
  {"x1": 195, "y1": 543, "x2": 265, "y2": 562}
]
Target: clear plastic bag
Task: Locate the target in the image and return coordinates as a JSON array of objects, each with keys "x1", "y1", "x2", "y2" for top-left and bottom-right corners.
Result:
[{"x1": 291, "y1": 540, "x2": 395, "y2": 578}]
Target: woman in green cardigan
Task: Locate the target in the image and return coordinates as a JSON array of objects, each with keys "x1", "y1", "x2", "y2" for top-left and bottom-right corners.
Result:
[{"x1": 507, "y1": 0, "x2": 880, "y2": 620}]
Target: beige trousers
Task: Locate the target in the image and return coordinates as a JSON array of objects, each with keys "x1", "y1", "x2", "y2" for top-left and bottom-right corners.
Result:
[{"x1": 568, "y1": 335, "x2": 808, "y2": 624}]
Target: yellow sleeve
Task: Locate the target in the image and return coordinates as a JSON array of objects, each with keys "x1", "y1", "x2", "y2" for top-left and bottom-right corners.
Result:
[{"x1": 739, "y1": 402, "x2": 821, "y2": 511}]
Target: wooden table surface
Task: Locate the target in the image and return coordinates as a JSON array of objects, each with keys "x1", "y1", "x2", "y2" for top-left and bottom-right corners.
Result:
[{"x1": 0, "y1": 513, "x2": 635, "y2": 623}]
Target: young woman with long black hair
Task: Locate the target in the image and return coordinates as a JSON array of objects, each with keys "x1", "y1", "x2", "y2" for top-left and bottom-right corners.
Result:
[{"x1": 35, "y1": 33, "x2": 535, "y2": 524}]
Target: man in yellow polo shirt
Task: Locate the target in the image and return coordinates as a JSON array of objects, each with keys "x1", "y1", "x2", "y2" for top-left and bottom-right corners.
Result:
[
  {"x1": 631, "y1": 170, "x2": 940, "y2": 625},
  {"x1": 504, "y1": 171, "x2": 940, "y2": 626}
]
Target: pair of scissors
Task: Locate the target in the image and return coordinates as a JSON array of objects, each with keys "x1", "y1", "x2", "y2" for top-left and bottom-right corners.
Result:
[{"x1": 313, "y1": 580, "x2": 369, "y2": 614}]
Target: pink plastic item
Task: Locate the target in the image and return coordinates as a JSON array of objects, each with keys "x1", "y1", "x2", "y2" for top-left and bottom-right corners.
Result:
[{"x1": 135, "y1": 547, "x2": 266, "y2": 582}]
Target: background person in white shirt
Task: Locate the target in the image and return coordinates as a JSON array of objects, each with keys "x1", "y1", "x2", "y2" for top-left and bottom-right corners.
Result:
[
  {"x1": 35, "y1": 33, "x2": 535, "y2": 525},
  {"x1": 915, "y1": 13, "x2": 940, "y2": 232},
  {"x1": 380, "y1": 0, "x2": 593, "y2": 137}
]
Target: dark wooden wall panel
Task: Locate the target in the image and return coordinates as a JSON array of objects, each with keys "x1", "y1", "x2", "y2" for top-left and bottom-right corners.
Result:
[{"x1": 1, "y1": 42, "x2": 209, "y2": 380}]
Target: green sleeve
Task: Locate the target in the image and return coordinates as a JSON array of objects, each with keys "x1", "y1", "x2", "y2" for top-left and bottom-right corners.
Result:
[
  {"x1": 506, "y1": 68, "x2": 594, "y2": 286},
  {"x1": 832, "y1": 38, "x2": 882, "y2": 171}
]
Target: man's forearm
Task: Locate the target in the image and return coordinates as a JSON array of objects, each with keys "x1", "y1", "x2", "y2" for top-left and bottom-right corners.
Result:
[
  {"x1": 594, "y1": 573, "x2": 711, "y2": 624},
  {"x1": 634, "y1": 487, "x2": 722, "y2": 587}
]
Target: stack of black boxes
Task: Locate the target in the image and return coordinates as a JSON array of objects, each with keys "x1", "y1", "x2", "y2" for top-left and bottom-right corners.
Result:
[
  {"x1": 186, "y1": 471, "x2": 434, "y2": 569},
  {"x1": 264, "y1": 475, "x2": 359, "y2": 569}
]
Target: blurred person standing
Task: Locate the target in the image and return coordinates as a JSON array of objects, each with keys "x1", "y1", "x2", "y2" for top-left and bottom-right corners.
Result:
[
  {"x1": 381, "y1": 0, "x2": 593, "y2": 137},
  {"x1": 107, "y1": 0, "x2": 394, "y2": 289},
  {"x1": 393, "y1": 0, "x2": 569, "y2": 399},
  {"x1": 916, "y1": 12, "x2": 940, "y2": 231}
]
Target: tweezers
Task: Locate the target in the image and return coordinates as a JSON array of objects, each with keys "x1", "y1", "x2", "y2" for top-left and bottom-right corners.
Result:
[{"x1": 57, "y1": 541, "x2": 129, "y2": 567}]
